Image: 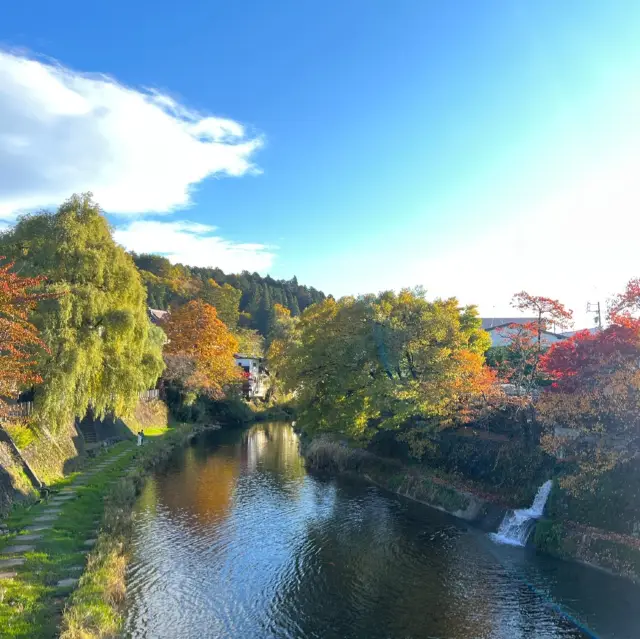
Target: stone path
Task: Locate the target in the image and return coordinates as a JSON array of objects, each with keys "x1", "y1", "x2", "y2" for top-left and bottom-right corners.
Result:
[{"x1": 0, "y1": 449, "x2": 131, "y2": 591}]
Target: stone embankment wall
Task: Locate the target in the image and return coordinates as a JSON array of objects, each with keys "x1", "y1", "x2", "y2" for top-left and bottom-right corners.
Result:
[
  {"x1": 535, "y1": 519, "x2": 640, "y2": 582},
  {"x1": 0, "y1": 399, "x2": 170, "y2": 518}
]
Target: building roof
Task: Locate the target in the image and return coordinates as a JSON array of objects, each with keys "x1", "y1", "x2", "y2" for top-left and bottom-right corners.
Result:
[
  {"x1": 148, "y1": 308, "x2": 169, "y2": 324},
  {"x1": 560, "y1": 327, "x2": 601, "y2": 338},
  {"x1": 484, "y1": 323, "x2": 565, "y2": 340},
  {"x1": 480, "y1": 317, "x2": 536, "y2": 330}
]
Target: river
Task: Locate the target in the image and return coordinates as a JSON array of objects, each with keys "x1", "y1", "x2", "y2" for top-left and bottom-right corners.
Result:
[{"x1": 124, "y1": 423, "x2": 640, "y2": 639}]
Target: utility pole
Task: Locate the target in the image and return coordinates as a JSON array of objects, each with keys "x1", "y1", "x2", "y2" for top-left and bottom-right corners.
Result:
[{"x1": 586, "y1": 302, "x2": 602, "y2": 330}]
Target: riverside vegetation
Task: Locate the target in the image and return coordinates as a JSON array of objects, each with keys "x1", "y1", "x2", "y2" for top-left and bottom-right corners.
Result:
[
  {"x1": 0, "y1": 192, "x2": 639, "y2": 637},
  {"x1": 59, "y1": 423, "x2": 208, "y2": 639},
  {"x1": 0, "y1": 194, "x2": 309, "y2": 637},
  {"x1": 269, "y1": 290, "x2": 640, "y2": 581}
]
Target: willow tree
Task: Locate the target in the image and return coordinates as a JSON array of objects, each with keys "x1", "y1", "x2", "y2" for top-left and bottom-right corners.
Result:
[{"x1": 0, "y1": 194, "x2": 165, "y2": 431}]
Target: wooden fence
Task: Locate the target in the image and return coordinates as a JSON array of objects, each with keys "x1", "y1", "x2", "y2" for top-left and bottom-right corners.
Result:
[
  {"x1": 139, "y1": 389, "x2": 160, "y2": 402},
  {"x1": 5, "y1": 401, "x2": 34, "y2": 419},
  {"x1": 3, "y1": 391, "x2": 158, "y2": 421}
]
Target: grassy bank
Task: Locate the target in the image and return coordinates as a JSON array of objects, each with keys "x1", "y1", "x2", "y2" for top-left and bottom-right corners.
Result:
[
  {"x1": 0, "y1": 442, "x2": 134, "y2": 638},
  {"x1": 59, "y1": 423, "x2": 207, "y2": 639}
]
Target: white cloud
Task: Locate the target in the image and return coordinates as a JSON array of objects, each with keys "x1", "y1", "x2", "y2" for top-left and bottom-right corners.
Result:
[
  {"x1": 0, "y1": 50, "x2": 263, "y2": 218},
  {"x1": 114, "y1": 220, "x2": 276, "y2": 274}
]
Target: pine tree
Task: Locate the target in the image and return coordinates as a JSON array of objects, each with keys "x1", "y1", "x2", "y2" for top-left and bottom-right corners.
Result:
[{"x1": 257, "y1": 284, "x2": 272, "y2": 335}]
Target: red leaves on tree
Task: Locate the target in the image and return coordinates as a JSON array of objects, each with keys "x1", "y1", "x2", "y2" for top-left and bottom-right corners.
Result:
[
  {"x1": 0, "y1": 259, "x2": 48, "y2": 414},
  {"x1": 541, "y1": 323, "x2": 640, "y2": 393},
  {"x1": 608, "y1": 277, "x2": 640, "y2": 325},
  {"x1": 511, "y1": 291, "x2": 573, "y2": 333}
]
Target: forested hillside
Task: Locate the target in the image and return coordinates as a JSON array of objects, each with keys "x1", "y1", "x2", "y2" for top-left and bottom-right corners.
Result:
[{"x1": 131, "y1": 253, "x2": 327, "y2": 335}]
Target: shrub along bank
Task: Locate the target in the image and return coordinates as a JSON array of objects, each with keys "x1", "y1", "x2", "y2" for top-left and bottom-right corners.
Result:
[
  {"x1": 534, "y1": 466, "x2": 640, "y2": 583},
  {"x1": 59, "y1": 423, "x2": 208, "y2": 639}
]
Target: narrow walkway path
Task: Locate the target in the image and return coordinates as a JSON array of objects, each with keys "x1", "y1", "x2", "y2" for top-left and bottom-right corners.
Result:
[
  {"x1": 0, "y1": 443, "x2": 135, "y2": 637},
  {"x1": 0, "y1": 449, "x2": 129, "y2": 583}
]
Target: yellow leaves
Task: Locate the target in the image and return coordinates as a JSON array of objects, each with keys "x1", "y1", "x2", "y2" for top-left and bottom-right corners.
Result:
[
  {"x1": 272, "y1": 303, "x2": 290, "y2": 319},
  {"x1": 163, "y1": 300, "x2": 240, "y2": 398},
  {"x1": 279, "y1": 290, "x2": 498, "y2": 452}
]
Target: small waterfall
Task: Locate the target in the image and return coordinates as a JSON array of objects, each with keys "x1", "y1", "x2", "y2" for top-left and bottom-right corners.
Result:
[{"x1": 490, "y1": 480, "x2": 553, "y2": 547}]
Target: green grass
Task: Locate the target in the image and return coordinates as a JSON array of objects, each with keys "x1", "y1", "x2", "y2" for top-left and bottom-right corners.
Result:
[
  {"x1": 0, "y1": 423, "x2": 207, "y2": 638},
  {"x1": 59, "y1": 423, "x2": 205, "y2": 639},
  {"x1": 0, "y1": 442, "x2": 135, "y2": 639},
  {"x1": 141, "y1": 426, "x2": 171, "y2": 437}
]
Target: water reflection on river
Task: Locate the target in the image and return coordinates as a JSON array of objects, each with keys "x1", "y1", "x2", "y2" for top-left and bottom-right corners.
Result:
[{"x1": 124, "y1": 423, "x2": 640, "y2": 639}]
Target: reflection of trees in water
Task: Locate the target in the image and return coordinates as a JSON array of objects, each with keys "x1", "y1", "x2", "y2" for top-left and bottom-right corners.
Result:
[
  {"x1": 265, "y1": 488, "x2": 492, "y2": 639},
  {"x1": 146, "y1": 423, "x2": 303, "y2": 527},
  {"x1": 154, "y1": 446, "x2": 241, "y2": 526},
  {"x1": 243, "y1": 422, "x2": 305, "y2": 483},
  {"x1": 134, "y1": 476, "x2": 159, "y2": 516}
]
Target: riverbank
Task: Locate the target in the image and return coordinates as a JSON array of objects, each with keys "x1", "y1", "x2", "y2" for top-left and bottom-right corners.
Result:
[
  {"x1": 304, "y1": 436, "x2": 640, "y2": 583},
  {"x1": 304, "y1": 437, "x2": 508, "y2": 530},
  {"x1": 0, "y1": 422, "x2": 208, "y2": 639},
  {"x1": 59, "y1": 422, "x2": 210, "y2": 639},
  {"x1": 0, "y1": 442, "x2": 135, "y2": 638},
  {"x1": 534, "y1": 518, "x2": 640, "y2": 583}
]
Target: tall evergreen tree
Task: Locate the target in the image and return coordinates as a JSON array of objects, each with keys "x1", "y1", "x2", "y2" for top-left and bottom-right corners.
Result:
[{"x1": 257, "y1": 284, "x2": 273, "y2": 335}]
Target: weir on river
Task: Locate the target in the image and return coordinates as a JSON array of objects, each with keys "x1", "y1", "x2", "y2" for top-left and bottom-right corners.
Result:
[
  {"x1": 123, "y1": 423, "x2": 640, "y2": 639},
  {"x1": 491, "y1": 479, "x2": 554, "y2": 547}
]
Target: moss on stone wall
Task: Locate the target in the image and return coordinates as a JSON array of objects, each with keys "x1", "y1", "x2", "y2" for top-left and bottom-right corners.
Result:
[
  {"x1": 534, "y1": 519, "x2": 640, "y2": 582},
  {"x1": 122, "y1": 399, "x2": 170, "y2": 436},
  {"x1": 0, "y1": 400, "x2": 171, "y2": 517},
  {"x1": 20, "y1": 421, "x2": 83, "y2": 484},
  {"x1": 393, "y1": 472, "x2": 471, "y2": 514},
  {"x1": 0, "y1": 440, "x2": 38, "y2": 516}
]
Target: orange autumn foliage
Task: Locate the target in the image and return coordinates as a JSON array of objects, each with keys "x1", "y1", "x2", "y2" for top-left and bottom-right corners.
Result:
[
  {"x1": 163, "y1": 300, "x2": 241, "y2": 398},
  {"x1": 0, "y1": 259, "x2": 48, "y2": 414}
]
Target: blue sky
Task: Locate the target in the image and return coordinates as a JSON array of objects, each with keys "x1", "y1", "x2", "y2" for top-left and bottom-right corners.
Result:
[{"x1": 1, "y1": 1, "x2": 640, "y2": 326}]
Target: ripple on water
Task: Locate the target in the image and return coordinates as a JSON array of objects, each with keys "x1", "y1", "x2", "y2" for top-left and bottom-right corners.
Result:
[{"x1": 124, "y1": 424, "x2": 639, "y2": 639}]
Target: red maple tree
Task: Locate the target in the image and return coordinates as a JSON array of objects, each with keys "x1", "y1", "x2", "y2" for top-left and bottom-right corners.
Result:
[
  {"x1": 607, "y1": 277, "x2": 640, "y2": 327},
  {"x1": 511, "y1": 291, "x2": 573, "y2": 341},
  {"x1": 537, "y1": 281, "x2": 640, "y2": 491},
  {"x1": 0, "y1": 259, "x2": 48, "y2": 414},
  {"x1": 541, "y1": 324, "x2": 640, "y2": 393}
]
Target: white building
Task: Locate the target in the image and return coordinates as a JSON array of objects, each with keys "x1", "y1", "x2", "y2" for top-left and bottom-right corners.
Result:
[
  {"x1": 234, "y1": 355, "x2": 269, "y2": 399},
  {"x1": 481, "y1": 318, "x2": 565, "y2": 348}
]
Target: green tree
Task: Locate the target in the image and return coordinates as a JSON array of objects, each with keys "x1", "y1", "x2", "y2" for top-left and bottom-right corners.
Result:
[
  {"x1": 256, "y1": 283, "x2": 272, "y2": 335},
  {"x1": 201, "y1": 279, "x2": 242, "y2": 328},
  {"x1": 245, "y1": 282, "x2": 262, "y2": 327},
  {"x1": 0, "y1": 194, "x2": 165, "y2": 431},
  {"x1": 276, "y1": 290, "x2": 494, "y2": 452},
  {"x1": 233, "y1": 328, "x2": 265, "y2": 357}
]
